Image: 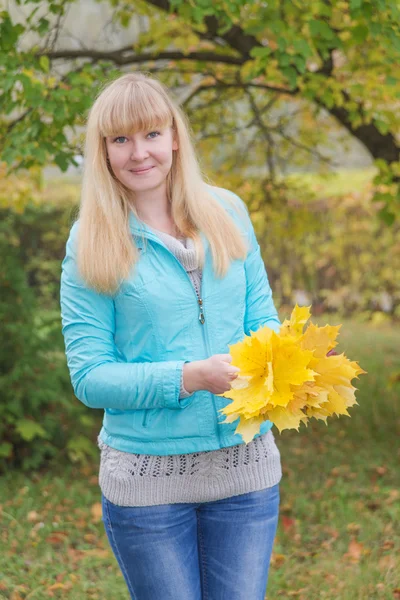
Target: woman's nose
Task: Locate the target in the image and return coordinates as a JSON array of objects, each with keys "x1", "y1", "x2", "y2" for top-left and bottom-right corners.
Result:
[{"x1": 130, "y1": 142, "x2": 149, "y2": 161}]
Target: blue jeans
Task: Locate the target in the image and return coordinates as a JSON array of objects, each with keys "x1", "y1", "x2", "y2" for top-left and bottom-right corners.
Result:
[{"x1": 102, "y1": 483, "x2": 280, "y2": 600}]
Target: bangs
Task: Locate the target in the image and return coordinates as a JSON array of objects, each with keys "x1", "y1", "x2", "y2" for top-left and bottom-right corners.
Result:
[{"x1": 98, "y1": 80, "x2": 173, "y2": 137}]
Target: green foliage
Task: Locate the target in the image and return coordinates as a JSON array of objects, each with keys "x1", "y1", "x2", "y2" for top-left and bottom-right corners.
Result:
[
  {"x1": 216, "y1": 171, "x2": 400, "y2": 318},
  {"x1": 372, "y1": 160, "x2": 400, "y2": 225},
  {"x1": 0, "y1": 0, "x2": 399, "y2": 219},
  {"x1": 0, "y1": 184, "x2": 100, "y2": 473}
]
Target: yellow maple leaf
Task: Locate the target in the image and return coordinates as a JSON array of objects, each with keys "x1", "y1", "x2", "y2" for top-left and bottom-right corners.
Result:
[
  {"x1": 217, "y1": 305, "x2": 366, "y2": 443},
  {"x1": 229, "y1": 332, "x2": 270, "y2": 378},
  {"x1": 266, "y1": 405, "x2": 309, "y2": 433},
  {"x1": 280, "y1": 304, "x2": 311, "y2": 338},
  {"x1": 313, "y1": 353, "x2": 364, "y2": 380},
  {"x1": 305, "y1": 404, "x2": 332, "y2": 423},
  {"x1": 235, "y1": 415, "x2": 266, "y2": 444},
  {"x1": 301, "y1": 322, "x2": 341, "y2": 357},
  {"x1": 221, "y1": 328, "x2": 316, "y2": 411}
]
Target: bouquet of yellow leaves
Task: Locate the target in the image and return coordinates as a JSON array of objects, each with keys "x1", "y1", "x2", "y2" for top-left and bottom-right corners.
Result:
[{"x1": 218, "y1": 305, "x2": 366, "y2": 443}]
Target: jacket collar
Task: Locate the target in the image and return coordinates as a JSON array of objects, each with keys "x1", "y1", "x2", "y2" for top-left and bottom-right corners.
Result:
[
  {"x1": 128, "y1": 210, "x2": 154, "y2": 250},
  {"x1": 128, "y1": 209, "x2": 209, "y2": 254}
]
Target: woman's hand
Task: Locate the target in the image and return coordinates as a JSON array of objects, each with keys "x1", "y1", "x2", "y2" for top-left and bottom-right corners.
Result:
[
  {"x1": 183, "y1": 354, "x2": 240, "y2": 395},
  {"x1": 183, "y1": 349, "x2": 337, "y2": 396}
]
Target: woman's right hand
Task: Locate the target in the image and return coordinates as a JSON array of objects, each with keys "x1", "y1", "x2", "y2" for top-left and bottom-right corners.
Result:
[{"x1": 183, "y1": 354, "x2": 240, "y2": 395}]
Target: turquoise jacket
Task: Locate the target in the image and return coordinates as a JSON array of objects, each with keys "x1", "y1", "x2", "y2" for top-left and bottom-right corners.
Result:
[{"x1": 60, "y1": 186, "x2": 281, "y2": 455}]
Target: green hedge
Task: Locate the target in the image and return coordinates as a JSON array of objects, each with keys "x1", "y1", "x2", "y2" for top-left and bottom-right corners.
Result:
[{"x1": 0, "y1": 200, "x2": 101, "y2": 473}]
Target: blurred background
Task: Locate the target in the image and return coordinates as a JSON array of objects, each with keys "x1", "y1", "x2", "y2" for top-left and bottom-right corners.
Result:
[{"x1": 0, "y1": 1, "x2": 399, "y2": 598}]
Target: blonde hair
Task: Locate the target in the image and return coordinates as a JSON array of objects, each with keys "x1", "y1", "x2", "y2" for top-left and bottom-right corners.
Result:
[{"x1": 77, "y1": 72, "x2": 248, "y2": 295}]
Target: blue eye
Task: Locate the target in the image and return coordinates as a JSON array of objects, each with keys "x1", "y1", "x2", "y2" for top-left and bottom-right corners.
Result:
[
  {"x1": 113, "y1": 136, "x2": 127, "y2": 143},
  {"x1": 147, "y1": 131, "x2": 160, "y2": 139}
]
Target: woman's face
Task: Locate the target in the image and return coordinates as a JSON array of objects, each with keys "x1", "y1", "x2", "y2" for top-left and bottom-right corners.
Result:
[{"x1": 105, "y1": 127, "x2": 178, "y2": 195}]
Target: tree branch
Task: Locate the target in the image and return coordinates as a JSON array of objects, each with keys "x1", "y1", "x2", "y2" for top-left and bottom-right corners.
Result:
[
  {"x1": 244, "y1": 87, "x2": 277, "y2": 181},
  {"x1": 137, "y1": 0, "x2": 400, "y2": 165},
  {"x1": 320, "y1": 98, "x2": 400, "y2": 164},
  {"x1": 41, "y1": 48, "x2": 245, "y2": 66},
  {"x1": 182, "y1": 80, "x2": 296, "y2": 108}
]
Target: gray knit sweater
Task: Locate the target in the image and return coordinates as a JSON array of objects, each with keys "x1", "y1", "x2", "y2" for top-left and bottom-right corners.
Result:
[{"x1": 97, "y1": 227, "x2": 282, "y2": 507}]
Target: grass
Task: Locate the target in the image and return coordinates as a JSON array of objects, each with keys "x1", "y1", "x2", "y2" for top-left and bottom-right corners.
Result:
[
  {"x1": 0, "y1": 318, "x2": 399, "y2": 599},
  {"x1": 283, "y1": 166, "x2": 377, "y2": 199}
]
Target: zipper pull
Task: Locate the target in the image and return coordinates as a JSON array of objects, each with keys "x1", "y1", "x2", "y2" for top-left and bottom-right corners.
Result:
[{"x1": 198, "y1": 298, "x2": 205, "y2": 324}]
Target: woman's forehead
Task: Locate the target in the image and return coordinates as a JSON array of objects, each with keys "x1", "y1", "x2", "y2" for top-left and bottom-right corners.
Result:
[{"x1": 98, "y1": 86, "x2": 173, "y2": 137}]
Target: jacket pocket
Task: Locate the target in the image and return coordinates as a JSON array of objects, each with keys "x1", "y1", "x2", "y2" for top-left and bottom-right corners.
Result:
[
  {"x1": 142, "y1": 410, "x2": 151, "y2": 428},
  {"x1": 141, "y1": 408, "x2": 163, "y2": 429},
  {"x1": 166, "y1": 394, "x2": 209, "y2": 439}
]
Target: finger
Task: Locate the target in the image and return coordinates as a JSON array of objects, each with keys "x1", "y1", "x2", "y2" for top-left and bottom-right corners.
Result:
[
  {"x1": 326, "y1": 349, "x2": 338, "y2": 357},
  {"x1": 221, "y1": 354, "x2": 232, "y2": 362},
  {"x1": 228, "y1": 371, "x2": 240, "y2": 381}
]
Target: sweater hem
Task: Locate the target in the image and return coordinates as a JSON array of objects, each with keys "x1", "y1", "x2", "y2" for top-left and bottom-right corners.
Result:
[
  {"x1": 98, "y1": 448, "x2": 282, "y2": 507},
  {"x1": 100, "y1": 457, "x2": 282, "y2": 507}
]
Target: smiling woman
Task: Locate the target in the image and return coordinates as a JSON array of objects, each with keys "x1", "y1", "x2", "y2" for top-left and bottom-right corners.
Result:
[
  {"x1": 105, "y1": 129, "x2": 179, "y2": 206},
  {"x1": 60, "y1": 72, "x2": 282, "y2": 600}
]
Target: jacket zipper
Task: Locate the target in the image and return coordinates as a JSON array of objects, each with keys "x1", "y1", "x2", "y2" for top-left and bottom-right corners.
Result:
[{"x1": 138, "y1": 232, "x2": 222, "y2": 444}]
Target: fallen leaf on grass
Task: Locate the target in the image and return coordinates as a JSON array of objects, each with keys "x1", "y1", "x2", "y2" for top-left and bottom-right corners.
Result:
[
  {"x1": 393, "y1": 589, "x2": 400, "y2": 599},
  {"x1": 47, "y1": 583, "x2": 72, "y2": 591},
  {"x1": 281, "y1": 516, "x2": 296, "y2": 532},
  {"x1": 65, "y1": 546, "x2": 110, "y2": 563},
  {"x1": 81, "y1": 548, "x2": 110, "y2": 559},
  {"x1": 29, "y1": 521, "x2": 45, "y2": 538},
  {"x1": 386, "y1": 490, "x2": 399, "y2": 505},
  {"x1": 271, "y1": 553, "x2": 286, "y2": 567},
  {"x1": 343, "y1": 537, "x2": 364, "y2": 563},
  {"x1": 91, "y1": 502, "x2": 102, "y2": 522},
  {"x1": 27, "y1": 510, "x2": 41, "y2": 522},
  {"x1": 379, "y1": 555, "x2": 397, "y2": 571},
  {"x1": 346, "y1": 522, "x2": 361, "y2": 534},
  {"x1": 83, "y1": 533, "x2": 99, "y2": 544},
  {"x1": 374, "y1": 466, "x2": 388, "y2": 477},
  {"x1": 46, "y1": 531, "x2": 69, "y2": 545},
  {"x1": 280, "y1": 501, "x2": 293, "y2": 513},
  {"x1": 324, "y1": 526, "x2": 340, "y2": 540},
  {"x1": 10, "y1": 587, "x2": 29, "y2": 600},
  {"x1": 310, "y1": 490, "x2": 323, "y2": 500}
]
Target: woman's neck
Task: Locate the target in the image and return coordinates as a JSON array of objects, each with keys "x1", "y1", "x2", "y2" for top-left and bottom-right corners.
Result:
[
  {"x1": 147, "y1": 221, "x2": 180, "y2": 238},
  {"x1": 130, "y1": 197, "x2": 179, "y2": 237}
]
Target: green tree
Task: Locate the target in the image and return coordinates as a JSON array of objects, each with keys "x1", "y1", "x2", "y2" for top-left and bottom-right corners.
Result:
[{"x1": 0, "y1": 0, "x2": 399, "y2": 220}]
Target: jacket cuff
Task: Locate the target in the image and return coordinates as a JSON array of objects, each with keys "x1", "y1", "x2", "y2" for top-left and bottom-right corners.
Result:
[{"x1": 163, "y1": 360, "x2": 194, "y2": 409}]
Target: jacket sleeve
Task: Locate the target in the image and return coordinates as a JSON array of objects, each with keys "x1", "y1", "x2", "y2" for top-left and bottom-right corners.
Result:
[
  {"x1": 222, "y1": 190, "x2": 281, "y2": 335},
  {"x1": 60, "y1": 222, "x2": 191, "y2": 411}
]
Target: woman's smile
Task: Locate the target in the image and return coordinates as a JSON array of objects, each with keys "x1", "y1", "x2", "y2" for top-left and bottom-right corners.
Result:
[{"x1": 129, "y1": 166, "x2": 155, "y2": 174}]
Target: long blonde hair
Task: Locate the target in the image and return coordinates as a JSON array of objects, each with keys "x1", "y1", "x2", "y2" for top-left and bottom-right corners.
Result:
[{"x1": 77, "y1": 72, "x2": 248, "y2": 295}]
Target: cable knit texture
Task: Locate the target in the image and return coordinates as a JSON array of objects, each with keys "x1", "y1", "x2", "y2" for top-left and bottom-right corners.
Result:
[{"x1": 98, "y1": 226, "x2": 282, "y2": 506}]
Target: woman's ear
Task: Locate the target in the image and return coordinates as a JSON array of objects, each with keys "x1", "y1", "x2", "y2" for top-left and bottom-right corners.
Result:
[{"x1": 172, "y1": 131, "x2": 179, "y2": 151}]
